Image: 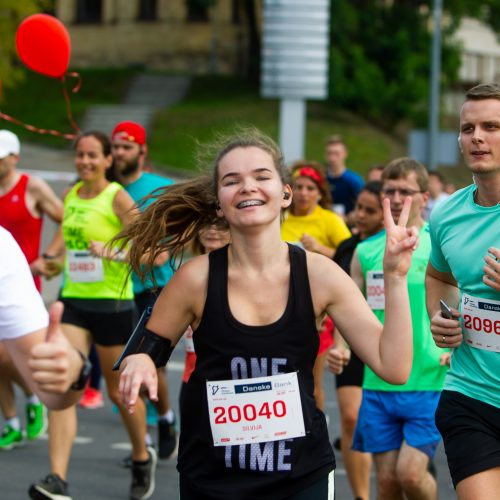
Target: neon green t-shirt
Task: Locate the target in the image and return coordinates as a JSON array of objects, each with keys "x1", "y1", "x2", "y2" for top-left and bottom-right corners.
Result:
[
  {"x1": 61, "y1": 181, "x2": 133, "y2": 300},
  {"x1": 357, "y1": 224, "x2": 448, "y2": 391},
  {"x1": 281, "y1": 205, "x2": 351, "y2": 249},
  {"x1": 429, "y1": 184, "x2": 500, "y2": 408}
]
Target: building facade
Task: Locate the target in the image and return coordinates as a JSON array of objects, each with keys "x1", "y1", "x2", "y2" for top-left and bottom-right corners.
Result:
[{"x1": 55, "y1": 0, "x2": 257, "y2": 74}]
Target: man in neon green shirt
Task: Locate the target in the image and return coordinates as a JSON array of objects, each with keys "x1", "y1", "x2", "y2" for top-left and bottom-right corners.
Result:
[
  {"x1": 350, "y1": 158, "x2": 448, "y2": 500},
  {"x1": 426, "y1": 83, "x2": 500, "y2": 500}
]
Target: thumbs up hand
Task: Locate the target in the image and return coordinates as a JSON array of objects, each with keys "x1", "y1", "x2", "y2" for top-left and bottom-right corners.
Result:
[{"x1": 28, "y1": 301, "x2": 83, "y2": 394}]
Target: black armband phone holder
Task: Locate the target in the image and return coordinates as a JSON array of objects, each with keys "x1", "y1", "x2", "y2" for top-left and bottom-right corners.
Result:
[{"x1": 112, "y1": 307, "x2": 174, "y2": 371}]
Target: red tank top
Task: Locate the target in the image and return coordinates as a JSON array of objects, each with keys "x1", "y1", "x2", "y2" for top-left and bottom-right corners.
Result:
[{"x1": 0, "y1": 174, "x2": 43, "y2": 291}]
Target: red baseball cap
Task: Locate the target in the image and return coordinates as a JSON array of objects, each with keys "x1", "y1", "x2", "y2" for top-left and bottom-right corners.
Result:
[{"x1": 111, "y1": 121, "x2": 146, "y2": 145}]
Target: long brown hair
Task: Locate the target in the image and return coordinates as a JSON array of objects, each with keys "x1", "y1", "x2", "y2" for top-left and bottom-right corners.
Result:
[{"x1": 114, "y1": 126, "x2": 288, "y2": 281}]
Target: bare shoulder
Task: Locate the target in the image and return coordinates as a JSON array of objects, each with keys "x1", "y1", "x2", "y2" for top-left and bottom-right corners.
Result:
[
  {"x1": 305, "y1": 250, "x2": 344, "y2": 284},
  {"x1": 26, "y1": 175, "x2": 56, "y2": 199},
  {"x1": 150, "y1": 254, "x2": 209, "y2": 333},
  {"x1": 113, "y1": 187, "x2": 135, "y2": 209},
  {"x1": 174, "y1": 253, "x2": 209, "y2": 291}
]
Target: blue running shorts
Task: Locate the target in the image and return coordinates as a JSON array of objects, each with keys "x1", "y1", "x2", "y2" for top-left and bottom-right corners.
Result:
[{"x1": 352, "y1": 390, "x2": 441, "y2": 458}]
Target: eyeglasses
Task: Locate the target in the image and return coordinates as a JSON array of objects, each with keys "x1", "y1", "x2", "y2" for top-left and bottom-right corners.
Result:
[{"x1": 382, "y1": 188, "x2": 423, "y2": 197}]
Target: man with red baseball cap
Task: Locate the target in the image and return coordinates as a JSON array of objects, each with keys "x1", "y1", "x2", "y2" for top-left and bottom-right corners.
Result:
[{"x1": 111, "y1": 121, "x2": 177, "y2": 461}]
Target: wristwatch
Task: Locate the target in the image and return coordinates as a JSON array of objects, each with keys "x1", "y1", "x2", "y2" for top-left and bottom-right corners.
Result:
[{"x1": 70, "y1": 350, "x2": 92, "y2": 391}]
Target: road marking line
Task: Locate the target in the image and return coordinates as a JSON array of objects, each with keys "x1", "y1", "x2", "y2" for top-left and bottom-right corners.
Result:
[{"x1": 20, "y1": 168, "x2": 77, "y2": 183}]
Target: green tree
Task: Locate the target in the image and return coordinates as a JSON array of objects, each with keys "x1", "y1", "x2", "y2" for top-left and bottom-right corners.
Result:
[
  {"x1": 0, "y1": 0, "x2": 52, "y2": 93},
  {"x1": 329, "y1": 0, "x2": 500, "y2": 128}
]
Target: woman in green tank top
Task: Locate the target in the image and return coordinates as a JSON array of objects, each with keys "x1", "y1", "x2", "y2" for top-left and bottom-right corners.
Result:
[{"x1": 33, "y1": 132, "x2": 156, "y2": 500}]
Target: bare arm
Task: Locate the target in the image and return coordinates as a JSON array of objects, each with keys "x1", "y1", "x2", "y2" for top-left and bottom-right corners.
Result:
[
  {"x1": 4, "y1": 302, "x2": 84, "y2": 410},
  {"x1": 28, "y1": 177, "x2": 64, "y2": 276},
  {"x1": 28, "y1": 176, "x2": 64, "y2": 223},
  {"x1": 119, "y1": 255, "x2": 208, "y2": 411},
  {"x1": 300, "y1": 233, "x2": 336, "y2": 258},
  {"x1": 484, "y1": 247, "x2": 500, "y2": 292},
  {"x1": 113, "y1": 188, "x2": 139, "y2": 227},
  {"x1": 425, "y1": 262, "x2": 463, "y2": 348},
  {"x1": 326, "y1": 327, "x2": 351, "y2": 375}
]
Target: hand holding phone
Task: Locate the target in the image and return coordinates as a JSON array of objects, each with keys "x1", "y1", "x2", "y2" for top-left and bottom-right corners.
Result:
[{"x1": 440, "y1": 299, "x2": 454, "y2": 319}]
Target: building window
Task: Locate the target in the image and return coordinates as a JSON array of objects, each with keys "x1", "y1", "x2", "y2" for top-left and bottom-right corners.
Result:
[
  {"x1": 187, "y1": 0, "x2": 214, "y2": 22},
  {"x1": 138, "y1": 0, "x2": 157, "y2": 21},
  {"x1": 76, "y1": 0, "x2": 102, "y2": 24}
]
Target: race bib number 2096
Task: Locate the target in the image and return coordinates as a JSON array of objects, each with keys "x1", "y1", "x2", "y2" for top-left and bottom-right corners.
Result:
[{"x1": 462, "y1": 293, "x2": 500, "y2": 352}]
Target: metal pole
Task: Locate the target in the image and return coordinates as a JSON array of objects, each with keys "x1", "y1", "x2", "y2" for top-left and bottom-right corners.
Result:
[
  {"x1": 279, "y1": 99, "x2": 306, "y2": 164},
  {"x1": 428, "y1": 0, "x2": 443, "y2": 171}
]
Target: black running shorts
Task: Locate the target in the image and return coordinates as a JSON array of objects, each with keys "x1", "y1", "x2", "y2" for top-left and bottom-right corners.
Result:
[{"x1": 435, "y1": 389, "x2": 500, "y2": 488}]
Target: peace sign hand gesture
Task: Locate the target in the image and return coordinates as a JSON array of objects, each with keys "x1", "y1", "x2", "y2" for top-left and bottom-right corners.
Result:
[{"x1": 383, "y1": 197, "x2": 419, "y2": 277}]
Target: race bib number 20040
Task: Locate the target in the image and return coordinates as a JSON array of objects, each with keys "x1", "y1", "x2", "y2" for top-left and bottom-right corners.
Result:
[
  {"x1": 461, "y1": 293, "x2": 500, "y2": 352},
  {"x1": 206, "y1": 372, "x2": 305, "y2": 447}
]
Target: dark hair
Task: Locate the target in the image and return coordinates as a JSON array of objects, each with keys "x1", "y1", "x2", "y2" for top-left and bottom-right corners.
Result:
[
  {"x1": 428, "y1": 171, "x2": 445, "y2": 183},
  {"x1": 115, "y1": 127, "x2": 288, "y2": 281},
  {"x1": 359, "y1": 181, "x2": 382, "y2": 205},
  {"x1": 289, "y1": 160, "x2": 332, "y2": 210},
  {"x1": 465, "y1": 83, "x2": 500, "y2": 102},
  {"x1": 382, "y1": 157, "x2": 429, "y2": 192},
  {"x1": 74, "y1": 130, "x2": 111, "y2": 156}
]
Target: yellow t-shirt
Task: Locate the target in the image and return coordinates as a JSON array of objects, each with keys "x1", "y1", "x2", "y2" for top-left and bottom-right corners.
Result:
[{"x1": 281, "y1": 205, "x2": 351, "y2": 249}]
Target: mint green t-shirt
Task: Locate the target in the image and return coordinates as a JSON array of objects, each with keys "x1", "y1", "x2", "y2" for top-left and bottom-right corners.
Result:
[
  {"x1": 429, "y1": 184, "x2": 500, "y2": 408},
  {"x1": 357, "y1": 224, "x2": 448, "y2": 391}
]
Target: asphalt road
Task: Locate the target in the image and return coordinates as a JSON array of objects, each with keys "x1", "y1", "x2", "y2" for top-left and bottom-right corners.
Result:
[{"x1": 2, "y1": 143, "x2": 457, "y2": 499}]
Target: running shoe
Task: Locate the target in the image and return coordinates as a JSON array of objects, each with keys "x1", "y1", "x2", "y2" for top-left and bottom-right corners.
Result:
[
  {"x1": 79, "y1": 386, "x2": 105, "y2": 409},
  {"x1": 130, "y1": 446, "x2": 157, "y2": 500},
  {"x1": 26, "y1": 402, "x2": 47, "y2": 440},
  {"x1": 158, "y1": 416, "x2": 177, "y2": 459},
  {"x1": 28, "y1": 473, "x2": 71, "y2": 500},
  {"x1": 0, "y1": 424, "x2": 23, "y2": 450}
]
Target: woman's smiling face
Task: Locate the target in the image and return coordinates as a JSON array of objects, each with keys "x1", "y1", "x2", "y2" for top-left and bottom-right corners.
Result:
[{"x1": 216, "y1": 146, "x2": 291, "y2": 228}]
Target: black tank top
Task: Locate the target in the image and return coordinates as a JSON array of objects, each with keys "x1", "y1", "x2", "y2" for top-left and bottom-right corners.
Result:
[{"x1": 177, "y1": 244, "x2": 335, "y2": 499}]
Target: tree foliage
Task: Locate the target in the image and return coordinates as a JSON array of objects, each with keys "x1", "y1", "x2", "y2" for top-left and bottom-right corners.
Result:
[
  {"x1": 0, "y1": 0, "x2": 52, "y2": 93},
  {"x1": 329, "y1": 0, "x2": 500, "y2": 127}
]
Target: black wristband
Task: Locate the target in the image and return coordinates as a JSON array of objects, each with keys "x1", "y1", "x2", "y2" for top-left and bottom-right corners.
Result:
[
  {"x1": 42, "y1": 253, "x2": 56, "y2": 260},
  {"x1": 71, "y1": 350, "x2": 92, "y2": 391},
  {"x1": 139, "y1": 328, "x2": 174, "y2": 368}
]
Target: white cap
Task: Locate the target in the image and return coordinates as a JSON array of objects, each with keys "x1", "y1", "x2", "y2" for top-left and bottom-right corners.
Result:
[{"x1": 0, "y1": 130, "x2": 20, "y2": 159}]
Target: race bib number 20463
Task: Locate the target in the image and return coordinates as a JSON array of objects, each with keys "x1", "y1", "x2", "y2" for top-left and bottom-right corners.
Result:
[{"x1": 206, "y1": 372, "x2": 305, "y2": 447}]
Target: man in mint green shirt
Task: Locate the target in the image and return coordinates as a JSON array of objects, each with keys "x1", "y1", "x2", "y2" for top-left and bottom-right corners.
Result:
[
  {"x1": 426, "y1": 83, "x2": 500, "y2": 498},
  {"x1": 351, "y1": 158, "x2": 448, "y2": 500},
  {"x1": 111, "y1": 121, "x2": 177, "y2": 460}
]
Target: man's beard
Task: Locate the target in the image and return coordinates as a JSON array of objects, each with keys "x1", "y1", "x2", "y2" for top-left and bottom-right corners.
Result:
[{"x1": 116, "y1": 159, "x2": 140, "y2": 177}]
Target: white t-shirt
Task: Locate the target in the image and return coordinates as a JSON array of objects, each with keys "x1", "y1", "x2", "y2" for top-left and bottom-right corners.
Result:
[{"x1": 0, "y1": 226, "x2": 48, "y2": 340}]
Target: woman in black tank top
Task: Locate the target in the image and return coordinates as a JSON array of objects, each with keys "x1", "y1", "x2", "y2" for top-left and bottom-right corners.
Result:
[{"x1": 116, "y1": 127, "x2": 420, "y2": 500}]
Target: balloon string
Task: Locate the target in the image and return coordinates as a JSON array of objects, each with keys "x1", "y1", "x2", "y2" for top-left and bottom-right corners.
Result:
[
  {"x1": 0, "y1": 111, "x2": 77, "y2": 140},
  {"x1": 61, "y1": 74, "x2": 80, "y2": 133},
  {"x1": 66, "y1": 71, "x2": 82, "y2": 94}
]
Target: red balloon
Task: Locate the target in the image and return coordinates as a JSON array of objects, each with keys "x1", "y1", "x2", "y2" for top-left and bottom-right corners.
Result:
[{"x1": 16, "y1": 14, "x2": 71, "y2": 79}]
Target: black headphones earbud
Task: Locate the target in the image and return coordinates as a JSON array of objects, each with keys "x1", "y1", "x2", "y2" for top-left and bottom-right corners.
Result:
[
  {"x1": 283, "y1": 192, "x2": 290, "y2": 200},
  {"x1": 215, "y1": 202, "x2": 221, "y2": 210}
]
